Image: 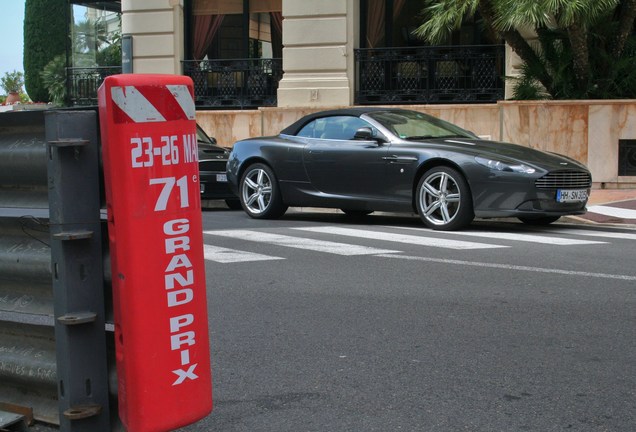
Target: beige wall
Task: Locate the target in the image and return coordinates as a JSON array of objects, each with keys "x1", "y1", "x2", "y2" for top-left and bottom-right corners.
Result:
[
  {"x1": 122, "y1": 0, "x2": 185, "y2": 74},
  {"x1": 277, "y1": 0, "x2": 357, "y2": 107},
  {"x1": 197, "y1": 101, "x2": 636, "y2": 189}
]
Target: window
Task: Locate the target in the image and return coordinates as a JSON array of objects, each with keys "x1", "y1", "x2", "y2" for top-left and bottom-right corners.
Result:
[
  {"x1": 298, "y1": 116, "x2": 374, "y2": 140},
  {"x1": 360, "y1": 0, "x2": 495, "y2": 49},
  {"x1": 190, "y1": 0, "x2": 282, "y2": 60},
  {"x1": 619, "y1": 139, "x2": 636, "y2": 176},
  {"x1": 70, "y1": 3, "x2": 121, "y2": 67}
]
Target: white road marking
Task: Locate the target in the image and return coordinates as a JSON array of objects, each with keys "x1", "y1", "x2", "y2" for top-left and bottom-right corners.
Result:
[
  {"x1": 204, "y1": 230, "x2": 399, "y2": 255},
  {"x1": 376, "y1": 254, "x2": 636, "y2": 281},
  {"x1": 203, "y1": 244, "x2": 283, "y2": 263},
  {"x1": 394, "y1": 225, "x2": 608, "y2": 245},
  {"x1": 587, "y1": 205, "x2": 636, "y2": 219},
  {"x1": 434, "y1": 230, "x2": 606, "y2": 245},
  {"x1": 542, "y1": 228, "x2": 636, "y2": 241},
  {"x1": 294, "y1": 226, "x2": 507, "y2": 250}
]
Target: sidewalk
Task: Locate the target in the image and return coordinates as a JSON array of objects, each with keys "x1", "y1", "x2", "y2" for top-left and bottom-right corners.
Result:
[{"x1": 568, "y1": 189, "x2": 636, "y2": 227}]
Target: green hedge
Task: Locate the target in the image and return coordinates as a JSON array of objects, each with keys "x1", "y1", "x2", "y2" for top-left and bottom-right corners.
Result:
[{"x1": 23, "y1": 0, "x2": 67, "y2": 102}]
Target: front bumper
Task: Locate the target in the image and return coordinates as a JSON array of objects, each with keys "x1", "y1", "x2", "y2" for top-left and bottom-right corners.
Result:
[
  {"x1": 199, "y1": 170, "x2": 237, "y2": 200},
  {"x1": 472, "y1": 181, "x2": 589, "y2": 219}
]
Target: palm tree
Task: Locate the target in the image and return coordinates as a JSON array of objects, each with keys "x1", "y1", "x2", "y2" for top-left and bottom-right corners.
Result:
[{"x1": 413, "y1": 0, "x2": 636, "y2": 99}]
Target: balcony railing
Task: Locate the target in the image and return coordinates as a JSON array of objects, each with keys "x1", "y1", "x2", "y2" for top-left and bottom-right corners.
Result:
[
  {"x1": 183, "y1": 58, "x2": 283, "y2": 109},
  {"x1": 355, "y1": 45, "x2": 505, "y2": 105},
  {"x1": 63, "y1": 48, "x2": 502, "y2": 108},
  {"x1": 66, "y1": 66, "x2": 122, "y2": 106}
]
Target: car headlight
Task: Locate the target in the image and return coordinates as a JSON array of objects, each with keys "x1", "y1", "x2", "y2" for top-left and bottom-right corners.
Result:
[{"x1": 475, "y1": 156, "x2": 536, "y2": 174}]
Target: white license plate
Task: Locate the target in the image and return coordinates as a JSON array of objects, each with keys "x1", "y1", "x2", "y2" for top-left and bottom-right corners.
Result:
[
  {"x1": 556, "y1": 189, "x2": 588, "y2": 203},
  {"x1": 216, "y1": 173, "x2": 228, "y2": 182}
]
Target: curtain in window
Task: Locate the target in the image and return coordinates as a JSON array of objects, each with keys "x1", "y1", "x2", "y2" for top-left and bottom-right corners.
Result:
[
  {"x1": 366, "y1": 0, "x2": 384, "y2": 48},
  {"x1": 394, "y1": 0, "x2": 406, "y2": 21},
  {"x1": 193, "y1": 14, "x2": 225, "y2": 60},
  {"x1": 366, "y1": 0, "x2": 406, "y2": 48},
  {"x1": 270, "y1": 12, "x2": 283, "y2": 58}
]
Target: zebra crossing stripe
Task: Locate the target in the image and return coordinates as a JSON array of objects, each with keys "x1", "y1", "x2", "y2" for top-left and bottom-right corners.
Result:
[
  {"x1": 541, "y1": 228, "x2": 636, "y2": 241},
  {"x1": 294, "y1": 226, "x2": 507, "y2": 250},
  {"x1": 587, "y1": 205, "x2": 636, "y2": 219},
  {"x1": 394, "y1": 226, "x2": 607, "y2": 245},
  {"x1": 203, "y1": 230, "x2": 399, "y2": 255},
  {"x1": 435, "y1": 230, "x2": 606, "y2": 245},
  {"x1": 203, "y1": 244, "x2": 283, "y2": 263}
]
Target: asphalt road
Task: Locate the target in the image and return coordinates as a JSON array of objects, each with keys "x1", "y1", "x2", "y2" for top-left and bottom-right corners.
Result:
[{"x1": 179, "y1": 208, "x2": 636, "y2": 432}]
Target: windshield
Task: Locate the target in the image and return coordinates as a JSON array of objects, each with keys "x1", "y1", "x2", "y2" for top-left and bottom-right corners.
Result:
[
  {"x1": 198, "y1": 124, "x2": 221, "y2": 146},
  {"x1": 366, "y1": 110, "x2": 476, "y2": 140}
]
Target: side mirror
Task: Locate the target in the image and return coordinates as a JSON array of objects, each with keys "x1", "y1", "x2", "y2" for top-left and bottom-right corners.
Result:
[
  {"x1": 353, "y1": 127, "x2": 375, "y2": 140},
  {"x1": 353, "y1": 127, "x2": 386, "y2": 145}
]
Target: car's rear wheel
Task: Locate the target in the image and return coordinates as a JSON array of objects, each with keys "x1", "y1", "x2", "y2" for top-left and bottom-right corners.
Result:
[
  {"x1": 239, "y1": 163, "x2": 287, "y2": 219},
  {"x1": 416, "y1": 166, "x2": 474, "y2": 230},
  {"x1": 518, "y1": 216, "x2": 561, "y2": 225}
]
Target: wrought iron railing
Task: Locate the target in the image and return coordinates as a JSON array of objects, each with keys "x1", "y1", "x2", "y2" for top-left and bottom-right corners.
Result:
[
  {"x1": 355, "y1": 45, "x2": 505, "y2": 104},
  {"x1": 66, "y1": 66, "x2": 122, "y2": 106},
  {"x1": 182, "y1": 58, "x2": 283, "y2": 109},
  {"x1": 64, "y1": 48, "x2": 502, "y2": 108}
]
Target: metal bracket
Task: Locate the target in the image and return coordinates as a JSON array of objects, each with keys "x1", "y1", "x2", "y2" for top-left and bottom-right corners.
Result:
[
  {"x1": 63, "y1": 404, "x2": 102, "y2": 421},
  {"x1": 0, "y1": 409, "x2": 28, "y2": 432},
  {"x1": 48, "y1": 139, "x2": 89, "y2": 148},
  {"x1": 52, "y1": 230, "x2": 94, "y2": 241},
  {"x1": 57, "y1": 312, "x2": 97, "y2": 326}
]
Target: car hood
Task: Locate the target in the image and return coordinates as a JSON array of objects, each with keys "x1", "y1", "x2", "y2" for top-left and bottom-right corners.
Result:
[
  {"x1": 199, "y1": 143, "x2": 230, "y2": 161},
  {"x1": 414, "y1": 137, "x2": 588, "y2": 172}
]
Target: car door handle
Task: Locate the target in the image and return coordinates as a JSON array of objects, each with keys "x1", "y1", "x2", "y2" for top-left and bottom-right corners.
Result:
[{"x1": 382, "y1": 155, "x2": 417, "y2": 163}]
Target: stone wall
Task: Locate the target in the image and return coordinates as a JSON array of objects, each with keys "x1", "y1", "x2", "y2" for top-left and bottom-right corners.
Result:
[{"x1": 196, "y1": 100, "x2": 636, "y2": 189}]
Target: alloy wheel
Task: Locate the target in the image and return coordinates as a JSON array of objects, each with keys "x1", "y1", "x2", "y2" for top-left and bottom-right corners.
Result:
[
  {"x1": 241, "y1": 167, "x2": 273, "y2": 215},
  {"x1": 417, "y1": 167, "x2": 473, "y2": 230}
]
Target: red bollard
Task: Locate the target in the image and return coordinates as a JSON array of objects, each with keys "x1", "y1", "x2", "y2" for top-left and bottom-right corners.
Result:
[{"x1": 98, "y1": 74, "x2": 212, "y2": 432}]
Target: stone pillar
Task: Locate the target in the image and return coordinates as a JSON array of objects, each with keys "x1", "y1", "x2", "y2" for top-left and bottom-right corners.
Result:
[
  {"x1": 278, "y1": 0, "x2": 358, "y2": 107},
  {"x1": 504, "y1": 44, "x2": 521, "y2": 99},
  {"x1": 122, "y1": 0, "x2": 184, "y2": 74}
]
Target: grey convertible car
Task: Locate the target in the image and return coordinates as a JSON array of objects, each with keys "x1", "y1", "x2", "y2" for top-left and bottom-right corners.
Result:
[{"x1": 227, "y1": 108, "x2": 591, "y2": 230}]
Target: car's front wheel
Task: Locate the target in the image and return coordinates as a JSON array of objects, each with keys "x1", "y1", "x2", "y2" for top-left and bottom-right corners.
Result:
[
  {"x1": 416, "y1": 166, "x2": 474, "y2": 230},
  {"x1": 239, "y1": 163, "x2": 287, "y2": 219}
]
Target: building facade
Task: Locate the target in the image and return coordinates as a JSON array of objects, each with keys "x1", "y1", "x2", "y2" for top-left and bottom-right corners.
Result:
[
  {"x1": 72, "y1": 0, "x2": 507, "y2": 109},
  {"x1": 66, "y1": 0, "x2": 635, "y2": 187}
]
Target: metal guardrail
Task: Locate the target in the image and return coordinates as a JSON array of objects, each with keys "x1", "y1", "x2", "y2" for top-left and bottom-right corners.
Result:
[{"x1": 0, "y1": 109, "x2": 113, "y2": 430}]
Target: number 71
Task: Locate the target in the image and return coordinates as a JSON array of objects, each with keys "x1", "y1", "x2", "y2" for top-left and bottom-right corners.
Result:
[{"x1": 149, "y1": 176, "x2": 189, "y2": 211}]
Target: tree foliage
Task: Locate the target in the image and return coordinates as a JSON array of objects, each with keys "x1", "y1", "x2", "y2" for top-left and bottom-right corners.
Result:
[
  {"x1": 414, "y1": 0, "x2": 636, "y2": 99},
  {"x1": 23, "y1": 0, "x2": 67, "y2": 102},
  {"x1": 40, "y1": 55, "x2": 67, "y2": 106}
]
